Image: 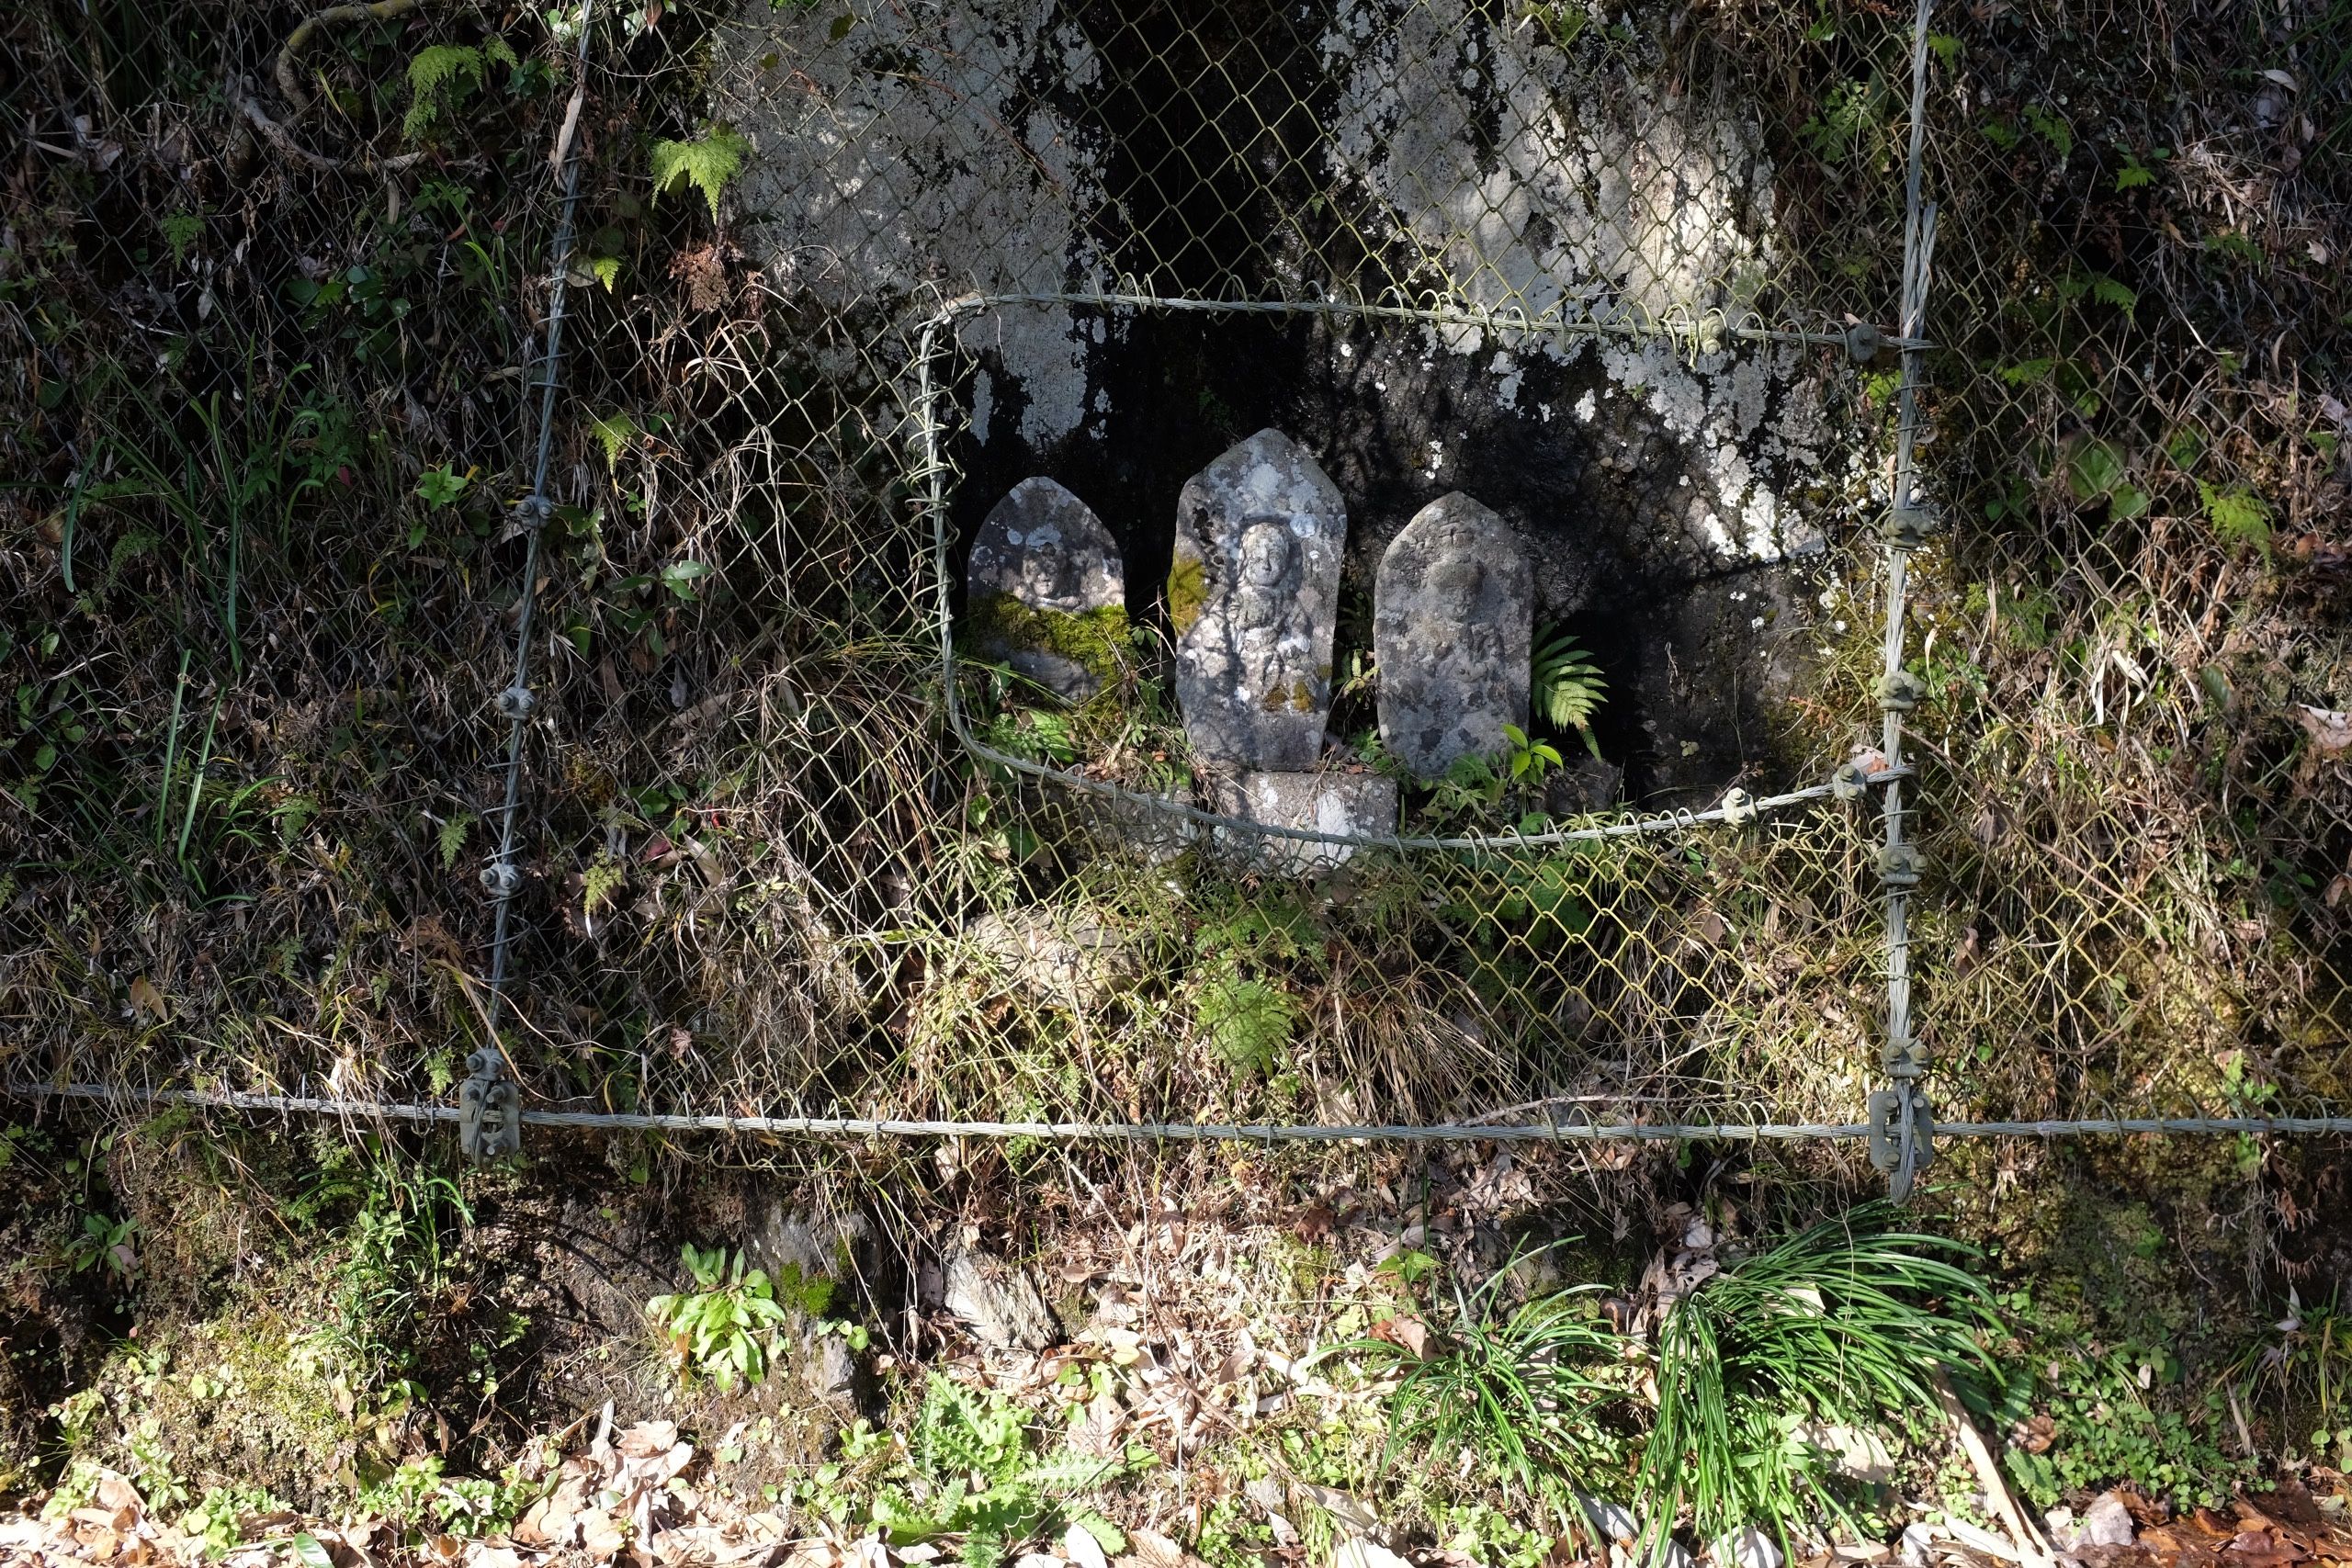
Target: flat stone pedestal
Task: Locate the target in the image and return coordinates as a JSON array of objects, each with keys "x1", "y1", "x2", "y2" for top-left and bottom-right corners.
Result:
[{"x1": 1210, "y1": 770, "x2": 1399, "y2": 875}]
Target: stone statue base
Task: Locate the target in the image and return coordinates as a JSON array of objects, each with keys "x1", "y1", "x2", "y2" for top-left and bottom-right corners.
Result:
[{"x1": 1209, "y1": 770, "x2": 1399, "y2": 875}]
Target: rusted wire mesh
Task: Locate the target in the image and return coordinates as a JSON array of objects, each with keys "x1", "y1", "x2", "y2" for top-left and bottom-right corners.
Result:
[{"x1": 0, "y1": 0, "x2": 2344, "y2": 1174}]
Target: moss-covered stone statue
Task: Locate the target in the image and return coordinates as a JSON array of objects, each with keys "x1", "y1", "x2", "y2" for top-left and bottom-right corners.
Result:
[{"x1": 964, "y1": 477, "x2": 1128, "y2": 703}]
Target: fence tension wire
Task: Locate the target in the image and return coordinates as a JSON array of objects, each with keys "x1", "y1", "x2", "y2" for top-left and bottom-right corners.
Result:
[
  {"x1": 461, "y1": 0, "x2": 597, "y2": 1161},
  {"x1": 1867, "y1": 0, "x2": 1940, "y2": 1200}
]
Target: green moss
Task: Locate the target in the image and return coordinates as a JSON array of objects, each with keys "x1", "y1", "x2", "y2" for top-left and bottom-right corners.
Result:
[
  {"x1": 966, "y1": 593, "x2": 1130, "y2": 694},
  {"x1": 81, "y1": 1310, "x2": 371, "y2": 1512},
  {"x1": 1167, "y1": 555, "x2": 1207, "y2": 637}
]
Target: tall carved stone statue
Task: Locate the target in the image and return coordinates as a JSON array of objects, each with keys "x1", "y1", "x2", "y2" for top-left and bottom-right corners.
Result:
[
  {"x1": 1170, "y1": 430, "x2": 1396, "y2": 869},
  {"x1": 1374, "y1": 492, "x2": 1532, "y2": 779},
  {"x1": 1169, "y1": 430, "x2": 1346, "y2": 769},
  {"x1": 965, "y1": 478, "x2": 1127, "y2": 702}
]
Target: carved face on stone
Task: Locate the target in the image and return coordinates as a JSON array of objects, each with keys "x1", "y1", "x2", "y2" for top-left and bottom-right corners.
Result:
[
  {"x1": 1238, "y1": 520, "x2": 1297, "y2": 590},
  {"x1": 1016, "y1": 542, "x2": 1078, "y2": 606},
  {"x1": 1426, "y1": 553, "x2": 1485, "y2": 619},
  {"x1": 1234, "y1": 520, "x2": 1299, "y2": 634}
]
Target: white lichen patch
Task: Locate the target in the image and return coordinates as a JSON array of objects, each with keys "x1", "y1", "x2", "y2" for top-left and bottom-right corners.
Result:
[
  {"x1": 1319, "y1": 0, "x2": 1829, "y2": 562},
  {"x1": 710, "y1": 0, "x2": 1109, "y2": 446}
]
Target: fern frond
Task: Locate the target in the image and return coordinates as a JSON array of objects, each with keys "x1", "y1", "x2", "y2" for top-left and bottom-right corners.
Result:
[
  {"x1": 1530, "y1": 629, "x2": 1609, "y2": 756},
  {"x1": 650, "y1": 126, "x2": 752, "y2": 220},
  {"x1": 590, "y1": 412, "x2": 639, "y2": 472},
  {"x1": 403, "y1": 44, "x2": 485, "y2": 140}
]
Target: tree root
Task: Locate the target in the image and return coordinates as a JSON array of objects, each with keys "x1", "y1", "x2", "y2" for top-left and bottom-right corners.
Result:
[{"x1": 275, "y1": 0, "x2": 423, "y2": 115}]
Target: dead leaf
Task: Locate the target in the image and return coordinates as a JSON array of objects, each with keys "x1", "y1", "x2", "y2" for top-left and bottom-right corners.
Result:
[
  {"x1": 1370, "y1": 1315, "x2": 1431, "y2": 1359},
  {"x1": 1292, "y1": 1203, "x2": 1335, "y2": 1245},
  {"x1": 2296, "y1": 705, "x2": 2352, "y2": 753},
  {"x1": 1127, "y1": 1529, "x2": 1188, "y2": 1568},
  {"x1": 129, "y1": 975, "x2": 169, "y2": 1024},
  {"x1": 579, "y1": 1511, "x2": 628, "y2": 1562},
  {"x1": 94, "y1": 1475, "x2": 142, "y2": 1519},
  {"x1": 670, "y1": 245, "x2": 729, "y2": 311}
]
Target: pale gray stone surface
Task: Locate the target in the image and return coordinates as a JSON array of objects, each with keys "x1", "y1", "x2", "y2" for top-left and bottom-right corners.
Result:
[
  {"x1": 1170, "y1": 431, "x2": 1348, "y2": 769},
  {"x1": 967, "y1": 478, "x2": 1125, "y2": 701},
  {"x1": 1374, "y1": 492, "x2": 1532, "y2": 778},
  {"x1": 943, "y1": 1248, "x2": 1058, "y2": 1350},
  {"x1": 1209, "y1": 770, "x2": 1399, "y2": 875}
]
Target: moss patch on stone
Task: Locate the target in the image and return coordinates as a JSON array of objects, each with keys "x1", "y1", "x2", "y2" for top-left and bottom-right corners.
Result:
[
  {"x1": 1166, "y1": 555, "x2": 1207, "y2": 637},
  {"x1": 965, "y1": 593, "x2": 1131, "y2": 694}
]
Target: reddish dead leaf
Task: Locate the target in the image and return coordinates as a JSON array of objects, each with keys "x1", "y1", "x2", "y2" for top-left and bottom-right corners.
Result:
[
  {"x1": 1292, "y1": 1203, "x2": 1335, "y2": 1244},
  {"x1": 1370, "y1": 1314, "x2": 1431, "y2": 1359},
  {"x1": 2296, "y1": 705, "x2": 2352, "y2": 754},
  {"x1": 670, "y1": 245, "x2": 729, "y2": 311}
]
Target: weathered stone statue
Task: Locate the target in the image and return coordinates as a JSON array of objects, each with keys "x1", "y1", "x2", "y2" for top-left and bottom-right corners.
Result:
[
  {"x1": 1171, "y1": 430, "x2": 1397, "y2": 868},
  {"x1": 1170, "y1": 430, "x2": 1346, "y2": 768},
  {"x1": 1374, "y1": 492, "x2": 1532, "y2": 778},
  {"x1": 965, "y1": 478, "x2": 1127, "y2": 702}
]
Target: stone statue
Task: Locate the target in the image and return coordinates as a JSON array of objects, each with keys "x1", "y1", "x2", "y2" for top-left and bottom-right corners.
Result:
[
  {"x1": 966, "y1": 478, "x2": 1127, "y2": 702},
  {"x1": 1170, "y1": 430, "x2": 1346, "y2": 769},
  {"x1": 1374, "y1": 492, "x2": 1532, "y2": 778}
]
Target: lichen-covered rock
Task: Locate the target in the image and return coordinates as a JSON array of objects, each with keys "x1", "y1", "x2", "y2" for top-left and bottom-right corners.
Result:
[
  {"x1": 1374, "y1": 493, "x2": 1532, "y2": 778},
  {"x1": 966, "y1": 478, "x2": 1128, "y2": 702},
  {"x1": 965, "y1": 907, "x2": 1143, "y2": 1010},
  {"x1": 1170, "y1": 431, "x2": 1348, "y2": 769},
  {"x1": 942, "y1": 1249, "x2": 1058, "y2": 1350},
  {"x1": 1209, "y1": 769, "x2": 1399, "y2": 874}
]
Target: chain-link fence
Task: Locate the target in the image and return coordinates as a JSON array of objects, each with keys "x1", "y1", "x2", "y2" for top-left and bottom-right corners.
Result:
[{"x1": 2, "y1": 0, "x2": 2346, "y2": 1187}]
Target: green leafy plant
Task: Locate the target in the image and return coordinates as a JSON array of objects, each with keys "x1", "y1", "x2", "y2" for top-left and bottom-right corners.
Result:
[
  {"x1": 650, "y1": 125, "x2": 752, "y2": 220},
  {"x1": 64, "y1": 1213, "x2": 139, "y2": 1281},
  {"x1": 2199, "y1": 480, "x2": 2272, "y2": 558},
  {"x1": 647, "y1": 1244, "x2": 790, "y2": 1392},
  {"x1": 294, "y1": 1147, "x2": 472, "y2": 1397},
  {"x1": 1502, "y1": 723, "x2": 1561, "y2": 784},
  {"x1": 415, "y1": 464, "x2": 470, "y2": 509},
  {"x1": 1363, "y1": 1261, "x2": 1632, "y2": 1501},
  {"x1": 2007, "y1": 1288, "x2": 2252, "y2": 1509},
  {"x1": 181, "y1": 1485, "x2": 280, "y2": 1560},
  {"x1": 1530, "y1": 630, "x2": 1606, "y2": 758},
  {"x1": 403, "y1": 39, "x2": 517, "y2": 140},
  {"x1": 1193, "y1": 971, "x2": 1295, "y2": 1077},
  {"x1": 2062, "y1": 435, "x2": 2150, "y2": 519},
  {"x1": 1641, "y1": 1205, "x2": 1998, "y2": 1550},
  {"x1": 871, "y1": 1375, "x2": 1141, "y2": 1568}
]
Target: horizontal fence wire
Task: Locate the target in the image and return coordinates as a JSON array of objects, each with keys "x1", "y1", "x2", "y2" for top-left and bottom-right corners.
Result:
[{"x1": 10, "y1": 1082, "x2": 2350, "y2": 1146}]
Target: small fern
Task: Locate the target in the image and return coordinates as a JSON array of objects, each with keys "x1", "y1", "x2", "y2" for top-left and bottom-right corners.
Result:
[
  {"x1": 1530, "y1": 628, "x2": 1608, "y2": 759},
  {"x1": 2200, "y1": 479, "x2": 2272, "y2": 560},
  {"x1": 1194, "y1": 970, "x2": 1295, "y2": 1077},
  {"x1": 435, "y1": 811, "x2": 475, "y2": 871},
  {"x1": 403, "y1": 38, "x2": 514, "y2": 141},
  {"x1": 589, "y1": 411, "x2": 639, "y2": 472},
  {"x1": 650, "y1": 125, "x2": 752, "y2": 220}
]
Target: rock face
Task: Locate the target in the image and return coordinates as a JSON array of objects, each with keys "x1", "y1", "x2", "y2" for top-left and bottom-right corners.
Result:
[
  {"x1": 1170, "y1": 431, "x2": 1347, "y2": 769},
  {"x1": 1374, "y1": 493, "x2": 1532, "y2": 778},
  {"x1": 966, "y1": 479, "x2": 1127, "y2": 702},
  {"x1": 942, "y1": 1248, "x2": 1058, "y2": 1350}
]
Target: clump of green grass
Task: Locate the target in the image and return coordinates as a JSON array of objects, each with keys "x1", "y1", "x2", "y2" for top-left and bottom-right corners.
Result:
[
  {"x1": 1367, "y1": 1257, "x2": 1634, "y2": 1502},
  {"x1": 1642, "y1": 1204, "x2": 1999, "y2": 1548}
]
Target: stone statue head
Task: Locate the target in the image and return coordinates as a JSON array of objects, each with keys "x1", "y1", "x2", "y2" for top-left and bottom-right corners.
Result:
[
  {"x1": 1426, "y1": 554, "x2": 1486, "y2": 619},
  {"x1": 1016, "y1": 545, "x2": 1078, "y2": 606},
  {"x1": 1237, "y1": 519, "x2": 1298, "y2": 592}
]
